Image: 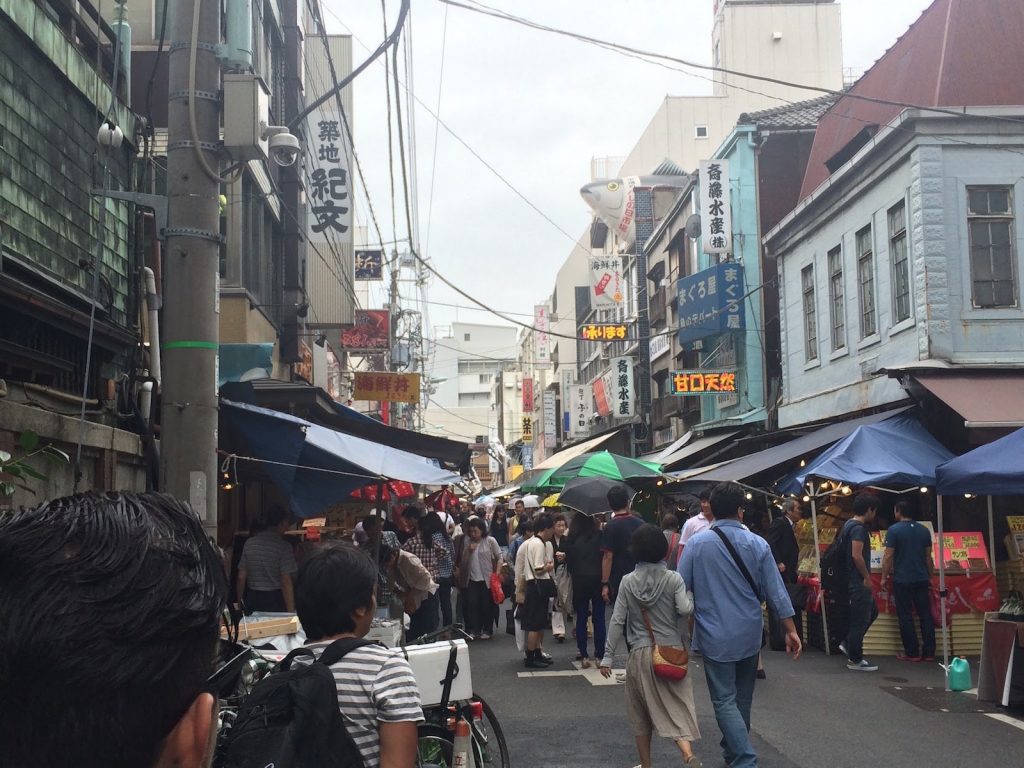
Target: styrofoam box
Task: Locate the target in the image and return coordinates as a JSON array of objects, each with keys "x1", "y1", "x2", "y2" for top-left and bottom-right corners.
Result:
[{"x1": 404, "y1": 639, "x2": 473, "y2": 706}]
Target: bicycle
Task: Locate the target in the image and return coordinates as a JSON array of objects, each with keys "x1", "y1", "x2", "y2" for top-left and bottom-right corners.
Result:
[{"x1": 406, "y1": 624, "x2": 511, "y2": 768}]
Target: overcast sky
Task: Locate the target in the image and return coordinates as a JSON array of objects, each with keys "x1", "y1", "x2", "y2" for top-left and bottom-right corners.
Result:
[{"x1": 320, "y1": 0, "x2": 934, "y2": 341}]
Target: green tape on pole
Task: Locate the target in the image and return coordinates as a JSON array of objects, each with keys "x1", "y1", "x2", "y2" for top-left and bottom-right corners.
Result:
[{"x1": 162, "y1": 341, "x2": 220, "y2": 350}]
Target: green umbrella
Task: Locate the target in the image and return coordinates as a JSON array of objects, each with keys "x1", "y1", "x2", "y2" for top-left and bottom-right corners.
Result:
[
  {"x1": 519, "y1": 467, "x2": 558, "y2": 493},
  {"x1": 546, "y1": 451, "x2": 663, "y2": 489}
]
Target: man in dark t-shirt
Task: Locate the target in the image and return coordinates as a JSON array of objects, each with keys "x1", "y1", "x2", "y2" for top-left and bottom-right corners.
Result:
[
  {"x1": 599, "y1": 485, "x2": 644, "y2": 604},
  {"x1": 844, "y1": 493, "x2": 880, "y2": 671},
  {"x1": 881, "y1": 500, "x2": 935, "y2": 661}
]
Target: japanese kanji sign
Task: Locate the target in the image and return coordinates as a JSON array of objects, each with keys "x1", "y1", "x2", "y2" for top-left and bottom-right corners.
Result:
[
  {"x1": 611, "y1": 356, "x2": 634, "y2": 418},
  {"x1": 571, "y1": 384, "x2": 591, "y2": 438},
  {"x1": 670, "y1": 370, "x2": 738, "y2": 396},
  {"x1": 594, "y1": 374, "x2": 612, "y2": 418},
  {"x1": 306, "y1": 112, "x2": 352, "y2": 238},
  {"x1": 522, "y1": 377, "x2": 534, "y2": 412},
  {"x1": 355, "y1": 249, "x2": 383, "y2": 280},
  {"x1": 522, "y1": 416, "x2": 534, "y2": 443},
  {"x1": 542, "y1": 391, "x2": 557, "y2": 449},
  {"x1": 699, "y1": 159, "x2": 731, "y2": 254},
  {"x1": 561, "y1": 368, "x2": 577, "y2": 437},
  {"x1": 352, "y1": 371, "x2": 421, "y2": 404},
  {"x1": 589, "y1": 255, "x2": 624, "y2": 308},
  {"x1": 340, "y1": 309, "x2": 390, "y2": 351},
  {"x1": 535, "y1": 305, "x2": 551, "y2": 365},
  {"x1": 579, "y1": 323, "x2": 629, "y2": 341},
  {"x1": 676, "y1": 262, "x2": 746, "y2": 345}
]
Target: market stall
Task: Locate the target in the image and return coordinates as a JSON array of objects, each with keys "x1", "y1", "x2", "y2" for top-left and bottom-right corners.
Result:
[
  {"x1": 937, "y1": 427, "x2": 1024, "y2": 699},
  {"x1": 781, "y1": 413, "x2": 1002, "y2": 661}
]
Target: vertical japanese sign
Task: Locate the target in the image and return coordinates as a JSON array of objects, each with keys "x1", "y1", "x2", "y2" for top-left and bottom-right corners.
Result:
[
  {"x1": 589, "y1": 256, "x2": 624, "y2": 308},
  {"x1": 571, "y1": 384, "x2": 591, "y2": 438},
  {"x1": 561, "y1": 368, "x2": 576, "y2": 437},
  {"x1": 522, "y1": 377, "x2": 534, "y2": 412},
  {"x1": 542, "y1": 391, "x2": 557, "y2": 449},
  {"x1": 594, "y1": 375, "x2": 612, "y2": 417},
  {"x1": 354, "y1": 249, "x2": 383, "y2": 280},
  {"x1": 534, "y1": 305, "x2": 551, "y2": 365},
  {"x1": 699, "y1": 159, "x2": 731, "y2": 254},
  {"x1": 307, "y1": 111, "x2": 352, "y2": 241},
  {"x1": 612, "y1": 356, "x2": 634, "y2": 418},
  {"x1": 521, "y1": 416, "x2": 534, "y2": 444}
]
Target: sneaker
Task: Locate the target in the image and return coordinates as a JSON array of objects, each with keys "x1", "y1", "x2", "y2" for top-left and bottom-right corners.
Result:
[
  {"x1": 921, "y1": 655, "x2": 935, "y2": 662},
  {"x1": 847, "y1": 659, "x2": 879, "y2": 672},
  {"x1": 538, "y1": 650, "x2": 554, "y2": 663},
  {"x1": 479, "y1": 633, "x2": 492, "y2": 641},
  {"x1": 684, "y1": 757, "x2": 702, "y2": 768},
  {"x1": 615, "y1": 671, "x2": 627, "y2": 683},
  {"x1": 838, "y1": 641, "x2": 848, "y2": 657},
  {"x1": 896, "y1": 654, "x2": 922, "y2": 662}
]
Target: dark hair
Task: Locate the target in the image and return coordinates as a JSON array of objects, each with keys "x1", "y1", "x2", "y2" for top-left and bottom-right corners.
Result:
[
  {"x1": 362, "y1": 514, "x2": 382, "y2": 533},
  {"x1": 493, "y1": 506, "x2": 507, "y2": 520},
  {"x1": 631, "y1": 523, "x2": 669, "y2": 563},
  {"x1": 699, "y1": 490, "x2": 711, "y2": 501},
  {"x1": 514, "y1": 499, "x2": 525, "y2": 507},
  {"x1": 417, "y1": 509, "x2": 443, "y2": 545},
  {"x1": 297, "y1": 545, "x2": 376, "y2": 641},
  {"x1": 894, "y1": 500, "x2": 915, "y2": 520},
  {"x1": 853, "y1": 493, "x2": 881, "y2": 517},
  {"x1": 253, "y1": 503, "x2": 290, "y2": 534},
  {"x1": 607, "y1": 484, "x2": 630, "y2": 511},
  {"x1": 533, "y1": 513, "x2": 554, "y2": 533},
  {"x1": 552, "y1": 512, "x2": 567, "y2": 526},
  {"x1": 710, "y1": 482, "x2": 745, "y2": 520},
  {"x1": 661, "y1": 513, "x2": 679, "y2": 530},
  {"x1": 0, "y1": 492, "x2": 226, "y2": 768},
  {"x1": 465, "y1": 517, "x2": 488, "y2": 536},
  {"x1": 569, "y1": 512, "x2": 595, "y2": 538},
  {"x1": 401, "y1": 504, "x2": 422, "y2": 519},
  {"x1": 518, "y1": 519, "x2": 535, "y2": 535}
]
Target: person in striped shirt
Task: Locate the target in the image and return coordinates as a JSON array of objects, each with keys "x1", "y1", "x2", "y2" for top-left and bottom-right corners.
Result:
[{"x1": 297, "y1": 545, "x2": 423, "y2": 768}]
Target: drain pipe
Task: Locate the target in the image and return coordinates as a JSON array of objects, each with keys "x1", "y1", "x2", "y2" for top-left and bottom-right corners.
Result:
[{"x1": 142, "y1": 266, "x2": 162, "y2": 388}]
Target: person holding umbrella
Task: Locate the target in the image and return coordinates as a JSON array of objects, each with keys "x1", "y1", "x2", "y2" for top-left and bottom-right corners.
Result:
[{"x1": 565, "y1": 511, "x2": 606, "y2": 667}]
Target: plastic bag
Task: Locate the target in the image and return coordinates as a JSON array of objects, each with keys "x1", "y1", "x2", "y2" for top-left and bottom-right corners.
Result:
[{"x1": 489, "y1": 572, "x2": 505, "y2": 605}]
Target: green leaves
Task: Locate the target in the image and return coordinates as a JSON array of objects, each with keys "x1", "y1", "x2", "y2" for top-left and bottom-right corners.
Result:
[
  {"x1": 0, "y1": 432, "x2": 69, "y2": 500},
  {"x1": 18, "y1": 431, "x2": 39, "y2": 452}
]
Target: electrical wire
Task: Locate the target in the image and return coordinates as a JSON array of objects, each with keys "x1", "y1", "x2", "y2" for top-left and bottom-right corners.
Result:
[
  {"x1": 143, "y1": 0, "x2": 169, "y2": 140},
  {"x1": 423, "y1": 1, "x2": 449, "y2": 259}
]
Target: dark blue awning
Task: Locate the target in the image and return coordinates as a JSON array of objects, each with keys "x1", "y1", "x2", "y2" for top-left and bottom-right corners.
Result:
[
  {"x1": 936, "y1": 427, "x2": 1024, "y2": 496},
  {"x1": 222, "y1": 400, "x2": 460, "y2": 518}
]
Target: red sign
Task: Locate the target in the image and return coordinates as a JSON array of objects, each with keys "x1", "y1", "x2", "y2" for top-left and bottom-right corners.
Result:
[
  {"x1": 934, "y1": 531, "x2": 990, "y2": 570},
  {"x1": 341, "y1": 309, "x2": 390, "y2": 351},
  {"x1": 872, "y1": 572, "x2": 998, "y2": 615},
  {"x1": 593, "y1": 377, "x2": 611, "y2": 417},
  {"x1": 522, "y1": 377, "x2": 534, "y2": 411}
]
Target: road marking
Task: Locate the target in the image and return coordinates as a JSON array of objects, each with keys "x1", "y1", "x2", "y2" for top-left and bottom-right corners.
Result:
[
  {"x1": 986, "y1": 713, "x2": 1024, "y2": 733},
  {"x1": 516, "y1": 670, "x2": 582, "y2": 678},
  {"x1": 516, "y1": 664, "x2": 626, "y2": 687}
]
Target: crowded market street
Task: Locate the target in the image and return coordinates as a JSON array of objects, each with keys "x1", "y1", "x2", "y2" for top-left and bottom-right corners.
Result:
[{"x1": 468, "y1": 625, "x2": 1024, "y2": 767}]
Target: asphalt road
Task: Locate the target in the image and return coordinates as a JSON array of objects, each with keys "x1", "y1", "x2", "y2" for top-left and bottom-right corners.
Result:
[{"x1": 464, "y1": 603, "x2": 1024, "y2": 768}]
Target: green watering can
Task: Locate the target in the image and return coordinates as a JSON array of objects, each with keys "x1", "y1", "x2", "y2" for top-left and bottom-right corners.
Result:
[{"x1": 947, "y1": 657, "x2": 972, "y2": 692}]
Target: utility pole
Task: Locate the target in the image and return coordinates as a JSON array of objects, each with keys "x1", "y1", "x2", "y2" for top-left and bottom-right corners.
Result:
[
  {"x1": 161, "y1": 0, "x2": 221, "y2": 534},
  {"x1": 496, "y1": 369, "x2": 505, "y2": 484},
  {"x1": 388, "y1": 248, "x2": 400, "y2": 426}
]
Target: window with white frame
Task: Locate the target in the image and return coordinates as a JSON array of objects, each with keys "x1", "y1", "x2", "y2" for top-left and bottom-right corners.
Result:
[
  {"x1": 856, "y1": 226, "x2": 877, "y2": 337},
  {"x1": 802, "y1": 264, "x2": 818, "y2": 362},
  {"x1": 967, "y1": 187, "x2": 1017, "y2": 308},
  {"x1": 888, "y1": 202, "x2": 911, "y2": 323},
  {"x1": 828, "y1": 246, "x2": 845, "y2": 350},
  {"x1": 695, "y1": 125, "x2": 709, "y2": 139}
]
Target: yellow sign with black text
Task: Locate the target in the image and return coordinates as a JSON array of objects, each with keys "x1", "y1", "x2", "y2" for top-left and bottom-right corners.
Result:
[{"x1": 353, "y1": 372, "x2": 421, "y2": 404}]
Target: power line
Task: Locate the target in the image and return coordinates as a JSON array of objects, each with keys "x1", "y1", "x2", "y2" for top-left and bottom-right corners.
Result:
[
  {"x1": 426, "y1": 398, "x2": 495, "y2": 430},
  {"x1": 423, "y1": 1, "x2": 449, "y2": 258}
]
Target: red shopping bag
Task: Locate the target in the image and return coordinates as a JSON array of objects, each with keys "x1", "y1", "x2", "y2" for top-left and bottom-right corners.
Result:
[{"x1": 489, "y1": 572, "x2": 505, "y2": 604}]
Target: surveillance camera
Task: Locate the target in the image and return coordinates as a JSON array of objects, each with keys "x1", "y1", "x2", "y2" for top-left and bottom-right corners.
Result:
[
  {"x1": 97, "y1": 120, "x2": 124, "y2": 149},
  {"x1": 268, "y1": 132, "x2": 300, "y2": 166}
]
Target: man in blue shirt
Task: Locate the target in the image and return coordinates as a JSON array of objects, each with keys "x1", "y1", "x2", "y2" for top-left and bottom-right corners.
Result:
[
  {"x1": 679, "y1": 482, "x2": 801, "y2": 768},
  {"x1": 843, "y1": 493, "x2": 880, "y2": 671},
  {"x1": 881, "y1": 500, "x2": 935, "y2": 661}
]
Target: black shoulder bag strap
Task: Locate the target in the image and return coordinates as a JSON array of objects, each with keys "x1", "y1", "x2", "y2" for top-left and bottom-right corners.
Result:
[{"x1": 711, "y1": 527, "x2": 763, "y2": 603}]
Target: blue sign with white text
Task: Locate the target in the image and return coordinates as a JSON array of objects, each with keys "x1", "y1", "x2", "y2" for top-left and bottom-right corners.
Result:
[{"x1": 676, "y1": 262, "x2": 746, "y2": 345}]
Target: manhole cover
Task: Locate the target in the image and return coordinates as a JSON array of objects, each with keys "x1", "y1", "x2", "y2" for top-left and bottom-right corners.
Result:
[{"x1": 884, "y1": 676, "x2": 909, "y2": 683}]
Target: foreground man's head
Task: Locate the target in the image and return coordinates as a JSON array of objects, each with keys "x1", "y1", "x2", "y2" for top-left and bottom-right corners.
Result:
[{"x1": 0, "y1": 491, "x2": 227, "y2": 768}]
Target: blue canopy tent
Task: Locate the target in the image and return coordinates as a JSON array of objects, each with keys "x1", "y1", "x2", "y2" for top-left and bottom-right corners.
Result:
[
  {"x1": 221, "y1": 400, "x2": 461, "y2": 518},
  {"x1": 780, "y1": 412, "x2": 954, "y2": 664},
  {"x1": 935, "y1": 428, "x2": 1024, "y2": 689}
]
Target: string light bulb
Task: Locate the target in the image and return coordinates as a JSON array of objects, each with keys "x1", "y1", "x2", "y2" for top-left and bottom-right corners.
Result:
[{"x1": 919, "y1": 486, "x2": 929, "y2": 494}]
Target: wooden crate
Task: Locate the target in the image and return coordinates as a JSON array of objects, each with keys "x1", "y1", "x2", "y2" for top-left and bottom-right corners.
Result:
[{"x1": 996, "y1": 560, "x2": 1024, "y2": 599}]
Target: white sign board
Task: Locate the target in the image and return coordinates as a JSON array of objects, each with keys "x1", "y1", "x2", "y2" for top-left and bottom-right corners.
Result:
[
  {"x1": 611, "y1": 356, "x2": 634, "y2": 418},
  {"x1": 699, "y1": 159, "x2": 731, "y2": 254},
  {"x1": 542, "y1": 391, "x2": 557, "y2": 449},
  {"x1": 649, "y1": 332, "x2": 670, "y2": 362},
  {"x1": 571, "y1": 384, "x2": 591, "y2": 438},
  {"x1": 589, "y1": 255, "x2": 624, "y2": 308},
  {"x1": 534, "y1": 305, "x2": 551, "y2": 366}
]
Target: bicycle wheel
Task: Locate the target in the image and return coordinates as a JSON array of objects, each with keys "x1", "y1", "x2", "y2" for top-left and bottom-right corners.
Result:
[
  {"x1": 470, "y1": 694, "x2": 510, "y2": 768},
  {"x1": 417, "y1": 723, "x2": 454, "y2": 768}
]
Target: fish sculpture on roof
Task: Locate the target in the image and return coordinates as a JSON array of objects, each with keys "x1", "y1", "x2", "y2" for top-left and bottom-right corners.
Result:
[{"x1": 580, "y1": 161, "x2": 690, "y2": 250}]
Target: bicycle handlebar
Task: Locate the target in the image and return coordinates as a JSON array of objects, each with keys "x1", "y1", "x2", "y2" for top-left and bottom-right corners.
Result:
[{"x1": 407, "y1": 623, "x2": 474, "y2": 645}]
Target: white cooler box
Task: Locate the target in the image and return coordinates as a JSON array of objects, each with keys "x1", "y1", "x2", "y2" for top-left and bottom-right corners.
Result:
[{"x1": 404, "y1": 640, "x2": 473, "y2": 706}]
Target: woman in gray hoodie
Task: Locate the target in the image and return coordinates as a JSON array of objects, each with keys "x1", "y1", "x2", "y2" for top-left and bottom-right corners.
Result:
[{"x1": 600, "y1": 523, "x2": 701, "y2": 768}]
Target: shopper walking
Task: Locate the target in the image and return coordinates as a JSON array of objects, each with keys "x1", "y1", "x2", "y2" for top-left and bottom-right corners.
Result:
[
  {"x1": 401, "y1": 508, "x2": 450, "y2": 640},
  {"x1": 662, "y1": 513, "x2": 683, "y2": 570},
  {"x1": 679, "y1": 482, "x2": 801, "y2": 768},
  {"x1": 764, "y1": 499, "x2": 804, "y2": 650},
  {"x1": 880, "y1": 500, "x2": 936, "y2": 661},
  {"x1": 457, "y1": 517, "x2": 501, "y2": 640},
  {"x1": 565, "y1": 512, "x2": 606, "y2": 667},
  {"x1": 552, "y1": 513, "x2": 573, "y2": 642},
  {"x1": 521, "y1": 513, "x2": 557, "y2": 668},
  {"x1": 680, "y1": 491, "x2": 713, "y2": 549},
  {"x1": 843, "y1": 493, "x2": 880, "y2": 671},
  {"x1": 601, "y1": 524, "x2": 701, "y2": 768},
  {"x1": 490, "y1": 505, "x2": 511, "y2": 558},
  {"x1": 434, "y1": 519, "x2": 457, "y2": 628},
  {"x1": 600, "y1": 485, "x2": 645, "y2": 606}
]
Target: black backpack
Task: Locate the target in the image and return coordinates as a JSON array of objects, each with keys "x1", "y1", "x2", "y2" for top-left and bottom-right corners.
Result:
[
  {"x1": 820, "y1": 520, "x2": 856, "y2": 595},
  {"x1": 219, "y1": 638, "x2": 374, "y2": 768}
]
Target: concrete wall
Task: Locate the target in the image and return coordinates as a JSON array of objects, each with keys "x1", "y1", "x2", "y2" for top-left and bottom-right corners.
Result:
[{"x1": 0, "y1": 397, "x2": 146, "y2": 509}]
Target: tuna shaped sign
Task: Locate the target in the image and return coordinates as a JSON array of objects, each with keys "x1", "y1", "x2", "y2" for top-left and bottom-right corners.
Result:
[{"x1": 580, "y1": 171, "x2": 690, "y2": 250}]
